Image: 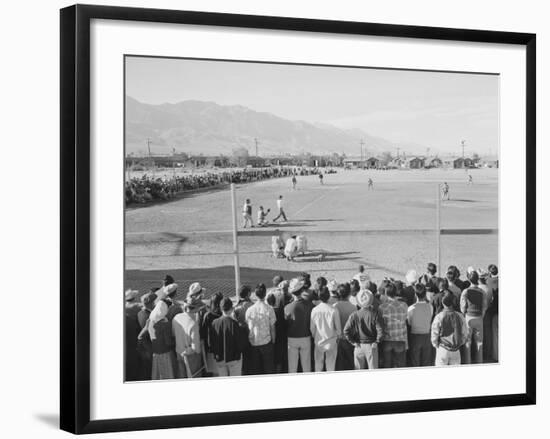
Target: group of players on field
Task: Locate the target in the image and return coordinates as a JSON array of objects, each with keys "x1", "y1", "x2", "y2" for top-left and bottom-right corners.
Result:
[{"x1": 242, "y1": 173, "x2": 473, "y2": 228}]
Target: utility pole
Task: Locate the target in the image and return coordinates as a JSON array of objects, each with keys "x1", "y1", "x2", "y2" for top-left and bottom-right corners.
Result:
[
  {"x1": 360, "y1": 139, "x2": 365, "y2": 166},
  {"x1": 396, "y1": 147, "x2": 400, "y2": 160},
  {"x1": 461, "y1": 140, "x2": 466, "y2": 167},
  {"x1": 146, "y1": 138, "x2": 152, "y2": 158},
  {"x1": 254, "y1": 137, "x2": 259, "y2": 158}
]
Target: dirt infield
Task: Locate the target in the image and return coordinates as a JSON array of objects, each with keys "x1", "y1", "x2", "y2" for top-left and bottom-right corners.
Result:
[{"x1": 125, "y1": 168, "x2": 498, "y2": 299}]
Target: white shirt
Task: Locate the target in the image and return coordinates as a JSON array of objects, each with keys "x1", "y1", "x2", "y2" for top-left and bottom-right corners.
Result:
[
  {"x1": 284, "y1": 238, "x2": 297, "y2": 255},
  {"x1": 277, "y1": 199, "x2": 283, "y2": 209},
  {"x1": 245, "y1": 300, "x2": 276, "y2": 346},
  {"x1": 310, "y1": 302, "x2": 342, "y2": 349}
]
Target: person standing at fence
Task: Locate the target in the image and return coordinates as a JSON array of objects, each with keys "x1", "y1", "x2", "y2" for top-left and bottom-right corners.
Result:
[
  {"x1": 310, "y1": 286, "x2": 342, "y2": 371},
  {"x1": 407, "y1": 284, "x2": 434, "y2": 367},
  {"x1": 460, "y1": 270, "x2": 487, "y2": 364},
  {"x1": 233, "y1": 285, "x2": 253, "y2": 374},
  {"x1": 124, "y1": 289, "x2": 142, "y2": 381},
  {"x1": 379, "y1": 282, "x2": 408, "y2": 368},
  {"x1": 136, "y1": 291, "x2": 158, "y2": 381},
  {"x1": 344, "y1": 289, "x2": 384, "y2": 370},
  {"x1": 431, "y1": 293, "x2": 469, "y2": 366},
  {"x1": 200, "y1": 292, "x2": 223, "y2": 376},
  {"x1": 272, "y1": 195, "x2": 288, "y2": 222},
  {"x1": 285, "y1": 278, "x2": 314, "y2": 373},
  {"x1": 149, "y1": 302, "x2": 175, "y2": 380},
  {"x1": 267, "y1": 278, "x2": 292, "y2": 373},
  {"x1": 486, "y1": 264, "x2": 499, "y2": 362},
  {"x1": 210, "y1": 298, "x2": 247, "y2": 376},
  {"x1": 292, "y1": 174, "x2": 297, "y2": 190},
  {"x1": 245, "y1": 284, "x2": 276, "y2": 374},
  {"x1": 172, "y1": 297, "x2": 204, "y2": 378},
  {"x1": 242, "y1": 198, "x2": 253, "y2": 228},
  {"x1": 333, "y1": 283, "x2": 357, "y2": 370}
]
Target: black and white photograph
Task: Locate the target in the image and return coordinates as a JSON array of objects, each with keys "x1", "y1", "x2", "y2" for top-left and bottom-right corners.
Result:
[{"x1": 124, "y1": 56, "x2": 500, "y2": 381}]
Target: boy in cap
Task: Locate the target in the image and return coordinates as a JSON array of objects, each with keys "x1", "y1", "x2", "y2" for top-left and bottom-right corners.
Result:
[
  {"x1": 310, "y1": 286, "x2": 342, "y2": 371},
  {"x1": 284, "y1": 278, "x2": 314, "y2": 373},
  {"x1": 344, "y1": 289, "x2": 384, "y2": 369}
]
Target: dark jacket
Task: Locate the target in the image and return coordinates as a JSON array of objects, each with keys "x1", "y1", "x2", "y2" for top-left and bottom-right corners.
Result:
[
  {"x1": 284, "y1": 298, "x2": 314, "y2": 338},
  {"x1": 461, "y1": 286, "x2": 485, "y2": 317},
  {"x1": 210, "y1": 315, "x2": 248, "y2": 362},
  {"x1": 344, "y1": 307, "x2": 384, "y2": 344}
]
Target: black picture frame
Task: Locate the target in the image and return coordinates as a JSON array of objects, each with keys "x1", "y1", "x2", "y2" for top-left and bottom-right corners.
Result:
[{"x1": 60, "y1": 4, "x2": 536, "y2": 434}]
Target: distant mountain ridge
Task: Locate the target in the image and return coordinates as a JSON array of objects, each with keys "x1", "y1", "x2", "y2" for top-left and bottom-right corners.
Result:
[{"x1": 125, "y1": 96, "x2": 410, "y2": 157}]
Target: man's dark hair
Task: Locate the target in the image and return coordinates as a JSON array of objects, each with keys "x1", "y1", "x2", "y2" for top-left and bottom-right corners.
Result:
[
  {"x1": 299, "y1": 272, "x2": 311, "y2": 289},
  {"x1": 414, "y1": 283, "x2": 427, "y2": 300},
  {"x1": 427, "y1": 263, "x2": 437, "y2": 275},
  {"x1": 446, "y1": 269, "x2": 456, "y2": 282},
  {"x1": 318, "y1": 286, "x2": 330, "y2": 303},
  {"x1": 467, "y1": 270, "x2": 479, "y2": 285},
  {"x1": 316, "y1": 276, "x2": 327, "y2": 288},
  {"x1": 437, "y1": 277, "x2": 449, "y2": 293},
  {"x1": 442, "y1": 292, "x2": 455, "y2": 308},
  {"x1": 221, "y1": 297, "x2": 233, "y2": 313},
  {"x1": 336, "y1": 283, "x2": 351, "y2": 300},
  {"x1": 383, "y1": 282, "x2": 397, "y2": 298},
  {"x1": 239, "y1": 285, "x2": 251, "y2": 299},
  {"x1": 488, "y1": 264, "x2": 498, "y2": 276},
  {"x1": 211, "y1": 292, "x2": 224, "y2": 312},
  {"x1": 163, "y1": 274, "x2": 175, "y2": 286},
  {"x1": 358, "y1": 265, "x2": 365, "y2": 273},
  {"x1": 255, "y1": 283, "x2": 267, "y2": 300},
  {"x1": 350, "y1": 279, "x2": 360, "y2": 293}
]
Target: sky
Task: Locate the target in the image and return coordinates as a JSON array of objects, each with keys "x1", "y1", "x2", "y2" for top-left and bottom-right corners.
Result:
[{"x1": 125, "y1": 56, "x2": 499, "y2": 155}]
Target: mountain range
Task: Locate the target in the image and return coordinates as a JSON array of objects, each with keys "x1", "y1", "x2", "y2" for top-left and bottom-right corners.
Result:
[{"x1": 125, "y1": 96, "x2": 423, "y2": 157}]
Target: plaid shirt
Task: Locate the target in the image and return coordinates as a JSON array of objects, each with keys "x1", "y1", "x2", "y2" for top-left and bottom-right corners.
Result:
[{"x1": 379, "y1": 297, "x2": 408, "y2": 343}]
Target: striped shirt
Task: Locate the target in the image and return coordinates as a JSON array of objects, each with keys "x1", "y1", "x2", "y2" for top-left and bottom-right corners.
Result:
[{"x1": 379, "y1": 297, "x2": 408, "y2": 343}]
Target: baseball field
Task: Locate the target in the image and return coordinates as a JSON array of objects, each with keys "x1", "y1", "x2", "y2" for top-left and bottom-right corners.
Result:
[{"x1": 125, "y1": 168, "x2": 498, "y2": 299}]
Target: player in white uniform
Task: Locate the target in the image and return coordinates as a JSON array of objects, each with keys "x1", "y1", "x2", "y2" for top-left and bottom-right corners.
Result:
[
  {"x1": 272, "y1": 195, "x2": 288, "y2": 222},
  {"x1": 242, "y1": 199, "x2": 253, "y2": 228},
  {"x1": 256, "y1": 206, "x2": 270, "y2": 227}
]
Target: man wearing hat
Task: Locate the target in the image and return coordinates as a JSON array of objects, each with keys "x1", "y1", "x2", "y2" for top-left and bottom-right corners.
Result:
[
  {"x1": 136, "y1": 290, "x2": 158, "y2": 380},
  {"x1": 124, "y1": 289, "x2": 142, "y2": 381},
  {"x1": 284, "y1": 278, "x2": 314, "y2": 373},
  {"x1": 267, "y1": 277, "x2": 292, "y2": 373},
  {"x1": 344, "y1": 289, "x2": 384, "y2": 369},
  {"x1": 172, "y1": 292, "x2": 206, "y2": 378},
  {"x1": 334, "y1": 283, "x2": 357, "y2": 370}
]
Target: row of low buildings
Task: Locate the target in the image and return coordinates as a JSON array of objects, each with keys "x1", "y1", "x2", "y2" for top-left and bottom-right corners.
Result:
[
  {"x1": 342, "y1": 155, "x2": 499, "y2": 169},
  {"x1": 125, "y1": 153, "x2": 499, "y2": 170}
]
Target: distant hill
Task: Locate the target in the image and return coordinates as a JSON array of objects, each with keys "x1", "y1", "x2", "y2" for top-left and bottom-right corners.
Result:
[{"x1": 125, "y1": 96, "x2": 404, "y2": 157}]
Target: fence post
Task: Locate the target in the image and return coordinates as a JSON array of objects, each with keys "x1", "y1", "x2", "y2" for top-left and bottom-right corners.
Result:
[
  {"x1": 436, "y1": 183, "x2": 441, "y2": 271},
  {"x1": 230, "y1": 183, "x2": 241, "y2": 298}
]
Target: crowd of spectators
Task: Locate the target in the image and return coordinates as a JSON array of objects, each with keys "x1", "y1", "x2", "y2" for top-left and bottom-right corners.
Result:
[
  {"x1": 125, "y1": 262, "x2": 498, "y2": 380},
  {"x1": 125, "y1": 166, "x2": 336, "y2": 205}
]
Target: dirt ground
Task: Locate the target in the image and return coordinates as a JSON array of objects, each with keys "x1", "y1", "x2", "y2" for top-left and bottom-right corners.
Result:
[{"x1": 125, "y1": 167, "x2": 498, "y2": 299}]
